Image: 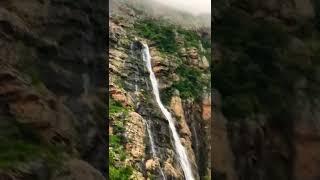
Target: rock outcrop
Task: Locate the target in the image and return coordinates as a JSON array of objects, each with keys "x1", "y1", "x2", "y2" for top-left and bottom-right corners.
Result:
[{"x1": 125, "y1": 112, "x2": 146, "y2": 160}]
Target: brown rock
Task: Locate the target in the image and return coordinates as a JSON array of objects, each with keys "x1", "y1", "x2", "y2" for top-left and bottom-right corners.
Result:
[
  {"x1": 52, "y1": 159, "x2": 104, "y2": 180},
  {"x1": 170, "y1": 96, "x2": 191, "y2": 137},
  {"x1": 129, "y1": 171, "x2": 144, "y2": 180},
  {"x1": 152, "y1": 65, "x2": 168, "y2": 74},
  {"x1": 293, "y1": 95, "x2": 320, "y2": 180},
  {"x1": 145, "y1": 158, "x2": 160, "y2": 171},
  {"x1": 187, "y1": 47, "x2": 199, "y2": 60},
  {"x1": 109, "y1": 21, "x2": 126, "y2": 43},
  {"x1": 170, "y1": 96, "x2": 198, "y2": 175},
  {"x1": 0, "y1": 69, "x2": 75, "y2": 145},
  {"x1": 164, "y1": 160, "x2": 182, "y2": 179},
  {"x1": 294, "y1": 137, "x2": 320, "y2": 180},
  {"x1": 109, "y1": 83, "x2": 133, "y2": 107},
  {"x1": 125, "y1": 112, "x2": 146, "y2": 160},
  {"x1": 202, "y1": 93, "x2": 211, "y2": 121},
  {"x1": 170, "y1": 96, "x2": 185, "y2": 120}
]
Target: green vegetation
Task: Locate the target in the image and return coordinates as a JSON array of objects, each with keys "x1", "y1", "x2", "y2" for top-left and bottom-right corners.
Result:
[
  {"x1": 0, "y1": 119, "x2": 63, "y2": 170},
  {"x1": 161, "y1": 87, "x2": 175, "y2": 105},
  {"x1": 109, "y1": 134, "x2": 133, "y2": 179},
  {"x1": 109, "y1": 96, "x2": 133, "y2": 179},
  {"x1": 135, "y1": 19, "x2": 202, "y2": 54},
  {"x1": 148, "y1": 173, "x2": 156, "y2": 180},
  {"x1": 0, "y1": 138, "x2": 63, "y2": 170},
  {"x1": 161, "y1": 65, "x2": 209, "y2": 105},
  {"x1": 109, "y1": 97, "x2": 128, "y2": 115},
  {"x1": 174, "y1": 65, "x2": 207, "y2": 99},
  {"x1": 135, "y1": 19, "x2": 178, "y2": 53},
  {"x1": 110, "y1": 166, "x2": 133, "y2": 180},
  {"x1": 177, "y1": 28, "x2": 200, "y2": 48}
]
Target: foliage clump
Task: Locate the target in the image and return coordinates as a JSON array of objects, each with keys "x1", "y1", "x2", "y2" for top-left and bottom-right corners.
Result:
[
  {"x1": 109, "y1": 97, "x2": 129, "y2": 115},
  {"x1": 109, "y1": 134, "x2": 133, "y2": 179},
  {"x1": 135, "y1": 19, "x2": 178, "y2": 53},
  {"x1": 135, "y1": 18, "x2": 203, "y2": 53},
  {"x1": 109, "y1": 97, "x2": 133, "y2": 179},
  {"x1": 161, "y1": 64, "x2": 209, "y2": 105}
]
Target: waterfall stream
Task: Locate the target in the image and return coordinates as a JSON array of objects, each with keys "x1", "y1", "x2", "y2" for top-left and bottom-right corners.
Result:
[
  {"x1": 131, "y1": 42, "x2": 166, "y2": 179},
  {"x1": 142, "y1": 44, "x2": 195, "y2": 180},
  {"x1": 145, "y1": 119, "x2": 166, "y2": 179}
]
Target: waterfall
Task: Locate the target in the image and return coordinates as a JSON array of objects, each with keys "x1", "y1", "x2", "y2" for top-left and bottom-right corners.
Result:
[
  {"x1": 130, "y1": 42, "x2": 166, "y2": 179},
  {"x1": 145, "y1": 77, "x2": 150, "y2": 90},
  {"x1": 192, "y1": 125, "x2": 199, "y2": 163},
  {"x1": 142, "y1": 44, "x2": 195, "y2": 180},
  {"x1": 145, "y1": 120, "x2": 157, "y2": 155},
  {"x1": 134, "y1": 73, "x2": 138, "y2": 92},
  {"x1": 145, "y1": 119, "x2": 166, "y2": 180}
]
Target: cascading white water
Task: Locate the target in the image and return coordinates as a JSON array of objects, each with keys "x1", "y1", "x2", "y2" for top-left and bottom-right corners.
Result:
[
  {"x1": 142, "y1": 44, "x2": 195, "y2": 180},
  {"x1": 131, "y1": 42, "x2": 166, "y2": 179},
  {"x1": 145, "y1": 119, "x2": 166, "y2": 180},
  {"x1": 134, "y1": 74, "x2": 138, "y2": 92},
  {"x1": 145, "y1": 120, "x2": 157, "y2": 156}
]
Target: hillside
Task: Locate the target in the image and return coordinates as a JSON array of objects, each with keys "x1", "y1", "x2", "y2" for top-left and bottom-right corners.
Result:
[{"x1": 109, "y1": 0, "x2": 211, "y2": 179}]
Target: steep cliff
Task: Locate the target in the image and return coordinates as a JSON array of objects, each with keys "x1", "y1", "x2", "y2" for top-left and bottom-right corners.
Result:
[
  {"x1": 109, "y1": 0, "x2": 211, "y2": 179},
  {"x1": 0, "y1": 1, "x2": 107, "y2": 179},
  {"x1": 213, "y1": 0, "x2": 320, "y2": 180}
]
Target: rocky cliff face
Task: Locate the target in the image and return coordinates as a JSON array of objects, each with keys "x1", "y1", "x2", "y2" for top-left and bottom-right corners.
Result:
[
  {"x1": 213, "y1": 0, "x2": 320, "y2": 180},
  {"x1": 109, "y1": 1, "x2": 211, "y2": 179},
  {"x1": 0, "y1": 0, "x2": 107, "y2": 179}
]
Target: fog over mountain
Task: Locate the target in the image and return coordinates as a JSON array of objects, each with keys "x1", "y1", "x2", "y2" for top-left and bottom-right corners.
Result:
[
  {"x1": 153, "y1": 0, "x2": 211, "y2": 15},
  {"x1": 110, "y1": 0, "x2": 211, "y2": 28}
]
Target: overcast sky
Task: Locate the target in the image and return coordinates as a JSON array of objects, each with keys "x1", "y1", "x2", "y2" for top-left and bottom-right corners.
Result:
[{"x1": 152, "y1": 0, "x2": 211, "y2": 15}]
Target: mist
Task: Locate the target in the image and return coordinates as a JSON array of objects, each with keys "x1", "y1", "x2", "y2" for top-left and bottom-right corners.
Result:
[
  {"x1": 110, "y1": 0, "x2": 211, "y2": 28},
  {"x1": 152, "y1": 0, "x2": 211, "y2": 15}
]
